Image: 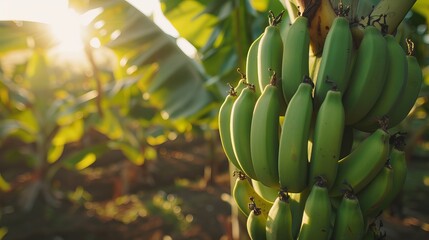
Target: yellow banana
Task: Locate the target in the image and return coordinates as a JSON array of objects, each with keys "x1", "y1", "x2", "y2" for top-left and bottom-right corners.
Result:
[
  {"x1": 354, "y1": 34, "x2": 407, "y2": 132},
  {"x1": 246, "y1": 34, "x2": 263, "y2": 96},
  {"x1": 281, "y1": 15, "x2": 310, "y2": 103},
  {"x1": 309, "y1": 88, "x2": 345, "y2": 189},
  {"x1": 314, "y1": 16, "x2": 353, "y2": 109},
  {"x1": 230, "y1": 84, "x2": 258, "y2": 179},
  {"x1": 278, "y1": 76, "x2": 314, "y2": 193},
  {"x1": 357, "y1": 163, "x2": 393, "y2": 217},
  {"x1": 232, "y1": 172, "x2": 273, "y2": 217},
  {"x1": 295, "y1": 0, "x2": 337, "y2": 56},
  {"x1": 343, "y1": 26, "x2": 388, "y2": 125},
  {"x1": 332, "y1": 191, "x2": 365, "y2": 240},
  {"x1": 218, "y1": 84, "x2": 242, "y2": 171},
  {"x1": 266, "y1": 191, "x2": 294, "y2": 240},
  {"x1": 297, "y1": 178, "x2": 332, "y2": 240},
  {"x1": 330, "y1": 128, "x2": 390, "y2": 197},
  {"x1": 387, "y1": 39, "x2": 423, "y2": 128},
  {"x1": 251, "y1": 73, "x2": 281, "y2": 188}
]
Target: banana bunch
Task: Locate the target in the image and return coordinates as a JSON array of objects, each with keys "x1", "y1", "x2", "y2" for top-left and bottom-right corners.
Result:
[{"x1": 219, "y1": 1, "x2": 422, "y2": 239}]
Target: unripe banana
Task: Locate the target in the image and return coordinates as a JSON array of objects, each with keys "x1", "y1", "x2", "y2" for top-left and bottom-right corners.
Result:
[
  {"x1": 363, "y1": 221, "x2": 387, "y2": 240},
  {"x1": 234, "y1": 69, "x2": 248, "y2": 94},
  {"x1": 330, "y1": 128, "x2": 390, "y2": 197},
  {"x1": 332, "y1": 191, "x2": 365, "y2": 240},
  {"x1": 297, "y1": 178, "x2": 332, "y2": 240},
  {"x1": 281, "y1": 15, "x2": 310, "y2": 103},
  {"x1": 343, "y1": 26, "x2": 388, "y2": 125},
  {"x1": 309, "y1": 88, "x2": 345, "y2": 189},
  {"x1": 357, "y1": 163, "x2": 393, "y2": 217},
  {"x1": 247, "y1": 206, "x2": 268, "y2": 240},
  {"x1": 340, "y1": 126, "x2": 354, "y2": 159},
  {"x1": 289, "y1": 188, "x2": 310, "y2": 239},
  {"x1": 218, "y1": 85, "x2": 242, "y2": 171},
  {"x1": 314, "y1": 16, "x2": 353, "y2": 109},
  {"x1": 246, "y1": 34, "x2": 263, "y2": 96},
  {"x1": 252, "y1": 179, "x2": 278, "y2": 203},
  {"x1": 354, "y1": 35, "x2": 407, "y2": 132},
  {"x1": 251, "y1": 73, "x2": 281, "y2": 188},
  {"x1": 258, "y1": 11, "x2": 284, "y2": 92},
  {"x1": 387, "y1": 39, "x2": 423, "y2": 128},
  {"x1": 230, "y1": 84, "x2": 258, "y2": 179},
  {"x1": 380, "y1": 133, "x2": 408, "y2": 210},
  {"x1": 362, "y1": 229, "x2": 376, "y2": 240},
  {"x1": 278, "y1": 76, "x2": 314, "y2": 193},
  {"x1": 232, "y1": 172, "x2": 273, "y2": 217},
  {"x1": 266, "y1": 191, "x2": 293, "y2": 240}
]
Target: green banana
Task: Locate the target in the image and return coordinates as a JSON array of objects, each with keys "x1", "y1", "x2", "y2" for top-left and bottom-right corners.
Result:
[
  {"x1": 258, "y1": 11, "x2": 284, "y2": 93},
  {"x1": 230, "y1": 84, "x2": 258, "y2": 179},
  {"x1": 330, "y1": 128, "x2": 390, "y2": 197},
  {"x1": 252, "y1": 179, "x2": 278, "y2": 204},
  {"x1": 247, "y1": 205, "x2": 268, "y2": 240},
  {"x1": 266, "y1": 191, "x2": 294, "y2": 240},
  {"x1": 343, "y1": 26, "x2": 388, "y2": 125},
  {"x1": 289, "y1": 188, "x2": 310, "y2": 239},
  {"x1": 278, "y1": 76, "x2": 314, "y2": 193},
  {"x1": 362, "y1": 229, "x2": 375, "y2": 240},
  {"x1": 218, "y1": 84, "x2": 242, "y2": 171},
  {"x1": 380, "y1": 133, "x2": 408, "y2": 210},
  {"x1": 387, "y1": 39, "x2": 423, "y2": 128},
  {"x1": 232, "y1": 172, "x2": 273, "y2": 217},
  {"x1": 246, "y1": 34, "x2": 263, "y2": 96},
  {"x1": 309, "y1": 88, "x2": 345, "y2": 189},
  {"x1": 297, "y1": 178, "x2": 332, "y2": 240},
  {"x1": 364, "y1": 220, "x2": 387, "y2": 240},
  {"x1": 314, "y1": 16, "x2": 353, "y2": 109},
  {"x1": 281, "y1": 15, "x2": 310, "y2": 103},
  {"x1": 251, "y1": 73, "x2": 281, "y2": 188},
  {"x1": 357, "y1": 163, "x2": 393, "y2": 217},
  {"x1": 354, "y1": 35, "x2": 408, "y2": 132},
  {"x1": 340, "y1": 126, "x2": 355, "y2": 159},
  {"x1": 332, "y1": 191, "x2": 365, "y2": 240}
]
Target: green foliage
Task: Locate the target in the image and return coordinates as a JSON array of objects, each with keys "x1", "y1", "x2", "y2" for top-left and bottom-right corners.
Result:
[
  {"x1": 160, "y1": 0, "x2": 286, "y2": 99},
  {"x1": 0, "y1": 0, "x2": 218, "y2": 209}
]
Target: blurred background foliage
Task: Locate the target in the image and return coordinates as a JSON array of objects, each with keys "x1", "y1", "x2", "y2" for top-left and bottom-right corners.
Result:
[{"x1": 0, "y1": 0, "x2": 428, "y2": 239}]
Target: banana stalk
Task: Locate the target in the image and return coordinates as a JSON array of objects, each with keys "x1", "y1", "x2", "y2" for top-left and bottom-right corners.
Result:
[{"x1": 281, "y1": 0, "x2": 417, "y2": 50}]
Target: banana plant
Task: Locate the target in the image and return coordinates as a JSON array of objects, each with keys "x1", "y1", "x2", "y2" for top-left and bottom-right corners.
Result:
[
  {"x1": 160, "y1": 0, "x2": 286, "y2": 98},
  {"x1": 0, "y1": 0, "x2": 218, "y2": 210}
]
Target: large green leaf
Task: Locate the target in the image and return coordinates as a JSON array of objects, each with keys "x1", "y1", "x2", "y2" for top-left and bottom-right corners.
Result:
[
  {"x1": 0, "y1": 21, "x2": 56, "y2": 54},
  {"x1": 160, "y1": 0, "x2": 286, "y2": 99},
  {"x1": 0, "y1": 0, "x2": 215, "y2": 123},
  {"x1": 68, "y1": 0, "x2": 215, "y2": 121}
]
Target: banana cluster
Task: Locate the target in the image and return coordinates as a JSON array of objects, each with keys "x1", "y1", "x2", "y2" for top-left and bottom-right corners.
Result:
[{"x1": 219, "y1": 7, "x2": 423, "y2": 240}]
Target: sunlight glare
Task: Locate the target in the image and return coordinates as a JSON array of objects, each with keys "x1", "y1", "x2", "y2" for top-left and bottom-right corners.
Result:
[{"x1": 49, "y1": 8, "x2": 84, "y2": 53}]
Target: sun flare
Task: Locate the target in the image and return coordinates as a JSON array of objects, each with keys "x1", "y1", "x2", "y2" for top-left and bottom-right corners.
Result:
[{"x1": 49, "y1": 8, "x2": 84, "y2": 53}]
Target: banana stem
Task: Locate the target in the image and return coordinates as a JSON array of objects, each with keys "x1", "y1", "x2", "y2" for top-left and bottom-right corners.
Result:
[
  {"x1": 285, "y1": 0, "x2": 417, "y2": 47},
  {"x1": 282, "y1": 0, "x2": 299, "y2": 23},
  {"x1": 351, "y1": 0, "x2": 417, "y2": 43},
  {"x1": 232, "y1": 0, "x2": 252, "y2": 71}
]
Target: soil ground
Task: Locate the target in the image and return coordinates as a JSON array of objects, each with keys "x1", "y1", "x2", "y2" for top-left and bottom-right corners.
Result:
[{"x1": 0, "y1": 134, "x2": 429, "y2": 240}]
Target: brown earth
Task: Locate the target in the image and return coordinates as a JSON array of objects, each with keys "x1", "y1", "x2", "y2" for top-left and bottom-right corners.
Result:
[{"x1": 0, "y1": 134, "x2": 428, "y2": 240}]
